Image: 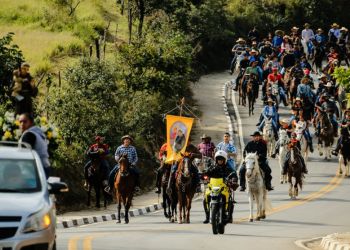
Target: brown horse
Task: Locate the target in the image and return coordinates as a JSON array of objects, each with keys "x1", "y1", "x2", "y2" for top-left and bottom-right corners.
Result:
[
  {"x1": 114, "y1": 154, "x2": 136, "y2": 224},
  {"x1": 247, "y1": 79, "x2": 255, "y2": 116},
  {"x1": 315, "y1": 111, "x2": 335, "y2": 160},
  {"x1": 175, "y1": 153, "x2": 196, "y2": 224},
  {"x1": 287, "y1": 144, "x2": 304, "y2": 200}
]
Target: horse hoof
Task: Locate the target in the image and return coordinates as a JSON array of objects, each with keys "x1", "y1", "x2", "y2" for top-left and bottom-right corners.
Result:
[
  {"x1": 116, "y1": 220, "x2": 121, "y2": 224},
  {"x1": 125, "y1": 221, "x2": 129, "y2": 224},
  {"x1": 261, "y1": 215, "x2": 266, "y2": 219},
  {"x1": 256, "y1": 217, "x2": 260, "y2": 221},
  {"x1": 280, "y1": 181, "x2": 283, "y2": 184},
  {"x1": 178, "y1": 221, "x2": 183, "y2": 224},
  {"x1": 171, "y1": 219, "x2": 175, "y2": 223},
  {"x1": 249, "y1": 219, "x2": 253, "y2": 222}
]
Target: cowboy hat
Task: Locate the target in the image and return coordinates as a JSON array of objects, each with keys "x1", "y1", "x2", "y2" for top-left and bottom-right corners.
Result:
[
  {"x1": 236, "y1": 37, "x2": 245, "y2": 43},
  {"x1": 201, "y1": 134, "x2": 209, "y2": 139},
  {"x1": 291, "y1": 26, "x2": 299, "y2": 31},
  {"x1": 295, "y1": 97, "x2": 302, "y2": 102},
  {"x1": 250, "y1": 131, "x2": 262, "y2": 136},
  {"x1": 250, "y1": 49, "x2": 258, "y2": 54},
  {"x1": 283, "y1": 35, "x2": 290, "y2": 39},
  {"x1": 280, "y1": 118, "x2": 290, "y2": 124},
  {"x1": 340, "y1": 27, "x2": 348, "y2": 32},
  {"x1": 331, "y1": 23, "x2": 339, "y2": 28},
  {"x1": 318, "y1": 73, "x2": 327, "y2": 79},
  {"x1": 275, "y1": 30, "x2": 284, "y2": 36},
  {"x1": 121, "y1": 135, "x2": 133, "y2": 143},
  {"x1": 265, "y1": 40, "x2": 272, "y2": 45},
  {"x1": 304, "y1": 23, "x2": 310, "y2": 28},
  {"x1": 325, "y1": 81, "x2": 333, "y2": 87},
  {"x1": 316, "y1": 28, "x2": 323, "y2": 33}
]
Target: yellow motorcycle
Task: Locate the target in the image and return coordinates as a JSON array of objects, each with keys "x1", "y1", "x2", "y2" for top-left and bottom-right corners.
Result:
[{"x1": 204, "y1": 175, "x2": 235, "y2": 235}]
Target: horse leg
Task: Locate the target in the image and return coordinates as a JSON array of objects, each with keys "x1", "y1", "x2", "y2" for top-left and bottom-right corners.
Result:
[
  {"x1": 317, "y1": 143, "x2": 323, "y2": 156},
  {"x1": 288, "y1": 175, "x2": 293, "y2": 198},
  {"x1": 186, "y1": 197, "x2": 191, "y2": 224},
  {"x1": 87, "y1": 184, "x2": 92, "y2": 207},
  {"x1": 249, "y1": 194, "x2": 254, "y2": 222},
  {"x1": 95, "y1": 183, "x2": 101, "y2": 208},
  {"x1": 261, "y1": 191, "x2": 266, "y2": 219},
  {"x1": 339, "y1": 156, "x2": 343, "y2": 175},
  {"x1": 125, "y1": 198, "x2": 131, "y2": 224},
  {"x1": 256, "y1": 194, "x2": 262, "y2": 221},
  {"x1": 178, "y1": 193, "x2": 183, "y2": 224},
  {"x1": 117, "y1": 199, "x2": 122, "y2": 223},
  {"x1": 346, "y1": 161, "x2": 349, "y2": 177},
  {"x1": 162, "y1": 190, "x2": 169, "y2": 218}
]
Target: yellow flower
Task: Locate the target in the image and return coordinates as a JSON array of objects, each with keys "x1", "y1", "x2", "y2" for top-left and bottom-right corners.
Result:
[
  {"x1": 47, "y1": 131, "x2": 53, "y2": 140},
  {"x1": 15, "y1": 120, "x2": 20, "y2": 127},
  {"x1": 3, "y1": 131, "x2": 12, "y2": 140},
  {"x1": 40, "y1": 117, "x2": 48, "y2": 125}
]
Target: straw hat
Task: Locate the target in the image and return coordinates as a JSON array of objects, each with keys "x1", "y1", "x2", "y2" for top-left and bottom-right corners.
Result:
[
  {"x1": 316, "y1": 28, "x2": 323, "y2": 33},
  {"x1": 331, "y1": 23, "x2": 339, "y2": 28},
  {"x1": 236, "y1": 37, "x2": 245, "y2": 43},
  {"x1": 275, "y1": 30, "x2": 284, "y2": 36},
  {"x1": 267, "y1": 98, "x2": 275, "y2": 103},
  {"x1": 201, "y1": 134, "x2": 209, "y2": 139},
  {"x1": 283, "y1": 35, "x2": 290, "y2": 40},
  {"x1": 121, "y1": 135, "x2": 133, "y2": 143},
  {"x1": 325, "y1": 81, "x2": 333, "y2": 87},
  {"x1": 291, "y1": 26, "x2": 299, "y2": 31},
  {"x1": 304, "y1": 23, "x2": 310, "y2": 28},
  {"x1": 340, "y1": 27, "x2": 348, "y2": 32}
]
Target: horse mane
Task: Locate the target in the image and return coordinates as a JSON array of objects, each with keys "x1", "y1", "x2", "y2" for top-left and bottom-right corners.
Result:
[{"x1": 245, "y1": 152, "x2": 258, "y2": 162}]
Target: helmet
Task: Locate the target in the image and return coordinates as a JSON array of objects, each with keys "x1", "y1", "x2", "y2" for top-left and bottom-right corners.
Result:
[{"x1": 214, "y1": 150, "x2": 228, "y2": 164}]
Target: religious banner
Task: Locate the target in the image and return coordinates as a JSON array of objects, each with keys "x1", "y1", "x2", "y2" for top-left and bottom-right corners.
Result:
[{"x1": 165, "y1": 115, "x2": 194, "y2": 163}]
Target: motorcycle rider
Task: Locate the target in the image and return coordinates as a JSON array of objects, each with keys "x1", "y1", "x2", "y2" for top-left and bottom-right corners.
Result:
[
  {"x1": 202, "y1": 150, "x2": 238, "y2": 224},
  {"x1": 239, "y1": 131, "x2": 274, "y2": 192}
]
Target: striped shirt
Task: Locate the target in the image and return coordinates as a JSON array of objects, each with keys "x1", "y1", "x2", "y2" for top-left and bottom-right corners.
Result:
[{"x1": 115, "y1": 145, "x2": 138, "y2": 165}]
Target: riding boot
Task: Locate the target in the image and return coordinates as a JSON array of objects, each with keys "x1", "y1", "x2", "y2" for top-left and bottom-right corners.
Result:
[
  {"x1": 260, "y1": 162, "x2": 274, "y2": 191},
  {"x1": 239, "y1": 164, "x2": 246, "y2": 191},
  {"x1": 203, "y1": 200, "x2": 210, "y2": 224},
  {"x1": 155, "y1": 169, "x2": 162, "y2": 194},
  {"x1": 308, "y1": 139, "x2": 314, "y2": 153}
]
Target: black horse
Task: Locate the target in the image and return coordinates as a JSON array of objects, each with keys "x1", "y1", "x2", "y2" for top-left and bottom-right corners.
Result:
[{"x1": 84, "y1": 151, "x2": 110, "y2": 208}]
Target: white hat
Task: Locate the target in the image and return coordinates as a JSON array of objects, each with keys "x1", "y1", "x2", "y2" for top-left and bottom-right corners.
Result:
[
  {"x1": 325, "y1": 82, "x2": 333, "y2": 87},
  {"x1": 214, "y1": 150, "x2": 228, "y2": 164}
]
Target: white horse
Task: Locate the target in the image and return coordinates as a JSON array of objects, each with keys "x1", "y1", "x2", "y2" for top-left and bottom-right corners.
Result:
[
  {"x1": 338, "y1": 154, "x2": 350, "y2": 177},
  {"x1": 295, "y1": 120, "x2": 310, "y2": 162},
  {"x1": 244, "y1": 153, "x2": 267, "y2": 222},
  {"x1": 278, "y1": 129, "x2": 289, "y2": 184},
  {"x1": 271, "y1": 82, "x2": 280, "y2": 109},
  {"x1": 263, "y1": 118, "x2": 275, "y2": 158},
  {"x1": 337, "y1": 137, "x2": 350, "y2": 177}
]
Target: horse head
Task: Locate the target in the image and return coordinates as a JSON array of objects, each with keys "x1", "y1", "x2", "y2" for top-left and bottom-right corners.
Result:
[
  {"x1": 279, "y1": 129, "x2": 289, "y2": 146},
  {"x1": 118, "y1": 153, "x2": 130, "y2": 177},
  {"x1": 179, "y1": 152, "x2": 192, "y2": 178},
  {"x1": 264, "y1": 118, "x2": 273, "y2": 137},
  {"x1": 245, "y1": 152, "x2": 258, "y2": 178}
]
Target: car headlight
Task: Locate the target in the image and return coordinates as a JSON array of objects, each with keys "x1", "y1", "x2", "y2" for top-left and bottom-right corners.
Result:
[{"x1": 22, "y1": 208, "x2": 52, "y2": 233}]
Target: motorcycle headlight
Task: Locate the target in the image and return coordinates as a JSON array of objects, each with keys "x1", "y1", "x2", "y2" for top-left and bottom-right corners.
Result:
[{"x1": 22, "y1": 208, "x2": 52, "y2": 233}]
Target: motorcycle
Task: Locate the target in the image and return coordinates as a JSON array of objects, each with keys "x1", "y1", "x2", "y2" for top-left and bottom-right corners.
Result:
[{"x1": 204, "y1": 173, "x2": 235, "y2": 235}]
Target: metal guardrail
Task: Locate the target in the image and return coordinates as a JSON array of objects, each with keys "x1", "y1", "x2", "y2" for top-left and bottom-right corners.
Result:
[{"x1": 0, "y1": 141, "x2": 32, "y2": 149}]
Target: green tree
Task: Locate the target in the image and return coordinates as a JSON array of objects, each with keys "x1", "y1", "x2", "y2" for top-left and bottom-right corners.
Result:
[{"x1": 0, "y1": 33, "x2": 24, "y2": 103}]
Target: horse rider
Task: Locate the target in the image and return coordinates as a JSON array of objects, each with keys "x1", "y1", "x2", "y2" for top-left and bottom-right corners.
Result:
[
  {"x1": 320, "y1": 81, "x2": 337, "y2": 98},
  {"x1": 301, "y1": 23, "x2": 315, "y2": 59},
  {"x1": 216, "y1": 132, "x2": 237, "y2": 172},
  {"x1": 197, "y1": 134, "x2": 215, "y2": 159},
  {"x1": 229, "y1": 37, "x2": 247, "y2": 74},
  {"x1": 248, "y1": 26, "x2": 260, "y2": 44},
  {"x1": 290, "y1": 26, "x2": 301, "y2": 46},
  {"x1": 202, "y1": 150, "x2": 238, "y2": 224},
  {"x1": 256, "y1": 98, "x2": 279, "y2": 141},
  {"x1": 84, "y1": 136, "x2": 110, "y2": 189},
  {"x1": 234, "y1": 52, "x2": 250, "y2": 91},
  {"x1": 259, "y1": 40, "x2": 274, "y2": 60},
  {"x1": 338, "y1": 27, "x2": 349, "y2": 66},
  {"x1": 297, "y1": 77, "x2": 315, "y2": 105},
  {"x1": 155, "y1": 142, "x2": 168, "y2": 194},
  {"x1": 105, "y1": 135, "x2": 140, "y2": 194},
  {"x1": 315, "y1": 28, "x2": 327, "y2": 48},
  {"x1": 327, "y1": 47, "x2": 339, "y2": 65},
  {"x1": 271, "y1": 119, "x2": 293, "y2": 158},
  {"x1": 316, "y1": 74, "x2": 328, "y2": 97},
  {"x1": 320, "y1": 93, "x2": 339, "y2": 135},
  {"x1": 282, "y1": 132, "x2": 308, "y2": 175},
  {"x1": 295, "y1": 114, "x2": 314, "y2": 152},
  {"x1": 239, "y1": 130, "x2": 274, "y2": 192},
  {"x1": 328, "y1": 23, "x2": 340, "y2": 47},
  {"x1": 332, "y1": 110, "x2": 350, "y2": 156},
  {"x1": 262, "y1": 87, "x2": 278, "y2": 105},
  {"x1": 267, "y1": 66, "x2": 287, "y2": 106},
  {"x1": 242, "y1": 60, "x2": 261, "y2": 98}
]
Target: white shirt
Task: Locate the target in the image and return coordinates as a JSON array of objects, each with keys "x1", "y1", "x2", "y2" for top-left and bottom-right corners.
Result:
[{"x1": 302, "y1": 28, "x2": 315, "y2": 41}]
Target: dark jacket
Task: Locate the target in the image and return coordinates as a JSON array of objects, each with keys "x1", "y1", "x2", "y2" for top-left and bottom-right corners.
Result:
[
  {"x1": 243, "y1": 139, "x2": 268, "y2": 161},
  {"x1": 205, "y1": 163, "x2": 233, "y2": 179}
]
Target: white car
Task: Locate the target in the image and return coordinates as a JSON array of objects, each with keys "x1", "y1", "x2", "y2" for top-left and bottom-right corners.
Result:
[{"x1": 0, "y1": 142, "x2": 68, "y2": 250}]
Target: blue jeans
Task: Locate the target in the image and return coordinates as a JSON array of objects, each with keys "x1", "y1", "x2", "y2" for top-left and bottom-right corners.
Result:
[{"x1": 227, "y1": 159, "x2": 236, "y2": 172}]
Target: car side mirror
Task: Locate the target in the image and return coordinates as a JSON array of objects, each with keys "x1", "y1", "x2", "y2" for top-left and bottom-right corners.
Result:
[{"x1": 48, "y1": 181, "x2": 69, "y2": 194}]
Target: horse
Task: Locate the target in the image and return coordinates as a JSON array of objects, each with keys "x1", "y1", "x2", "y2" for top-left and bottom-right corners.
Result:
[
  {"x1": 262, "y1": 118, "x2": 275, "y2": 158},
  {"x1": 315, "y1": 111, "x2": 335, "y2": 160},
  {"x1": 286, "y1": 144, "x2": 304, "y2": 199},
  {"x1": 295, "y1": 121, "x2": 310, "y2": 162},
  {"x1": 271, "y1": 81, "x2": 281, "y2": 110},
  {"x1": 159, "y1": 158, "x2": 178, "y2": 223},
  {"x1": 278, "y1": 129, "x2": 289, "y2": 184},
  {"x1": 85, "y1": 153, "x2": 109, "y2": 209},
  {"x1": 114, "y1": 154, "x2": 136, "y2": 224},
  {"x1": 244, "y1": 153, "x2": 267, "y2": 222},
  {"x1": 247, "y1": 79, "x2": 255, "y2": 116},
  {"x1": 338, "y1": 135, "x2": 350, "y2": 177},
  {"x1": 175, "y1": 153, "x2": 196, "y2": 224},
  {"x1": 312, "y1": 42, "x2": 325, "y2": 74}
]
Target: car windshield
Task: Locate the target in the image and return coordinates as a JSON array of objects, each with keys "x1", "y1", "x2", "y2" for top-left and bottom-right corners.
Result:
[{"x1": 0, "y1": 159, "x2": 41, "y2": 193}]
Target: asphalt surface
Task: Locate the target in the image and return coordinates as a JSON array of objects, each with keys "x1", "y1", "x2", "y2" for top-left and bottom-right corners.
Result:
[{"x1": 56, "y1": 72, "x2": 350, "y2": 250}]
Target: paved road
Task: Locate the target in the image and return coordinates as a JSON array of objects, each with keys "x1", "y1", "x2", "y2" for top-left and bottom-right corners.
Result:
[{"x1": 56, "y1": 72, "x2": 350, "y2": 250}]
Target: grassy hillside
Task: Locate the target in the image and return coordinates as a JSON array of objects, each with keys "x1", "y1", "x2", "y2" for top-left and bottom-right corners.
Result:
[{"x1": 0, "y1": 0, "x2": 128, "y2": 74}]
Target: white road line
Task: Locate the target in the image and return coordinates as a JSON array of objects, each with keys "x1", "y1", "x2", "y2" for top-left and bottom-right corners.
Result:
[{"x1": 231, "y1": 89, "x2": 245, "y2": 157}]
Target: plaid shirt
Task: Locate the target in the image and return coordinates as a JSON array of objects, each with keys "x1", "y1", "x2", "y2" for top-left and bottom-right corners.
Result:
[
  {"x1": 115, "y1": 145, "x2": 138, "y2": 166},
  {"x1": 197, "y1": 142, "x2": 215, "y2": 157}
]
